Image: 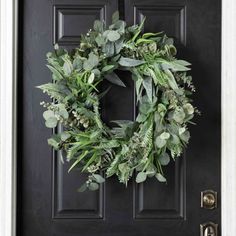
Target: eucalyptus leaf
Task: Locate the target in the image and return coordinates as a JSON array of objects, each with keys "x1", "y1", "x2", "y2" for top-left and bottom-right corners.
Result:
[
  {"x1": 45, "y1": 117, "x2": 58, "y2": 128},
  {"x1": 156, "y1": 173, "x2": 167, "y2": 182},
  {"x1": 159, "y1": 153, "x2": 170, "y2": 166},
  {"x1": 112, "y1": 11, "x2": 119, "y2": 23},
  {"x1": 136, "y1": 172, "x2": 147, "y2": 183},
  {"x1": 93, "y1": 174, "x2": 105, "y2": 183},
  {"x1": 104, "y1": 72, "x2": 126, "y2": 87},
  {"x1": 88, "y1": 182, "x2": 99, "y2": 191},
  {"x1": 155, "y1": 136, "x2": 167, "y2": 148},
  {"x1": 107, "y1": 30, "x2": 120, "y2": 42},
  {"x1": 43, "y1": 110, "x2": 54, "y2": 120}
]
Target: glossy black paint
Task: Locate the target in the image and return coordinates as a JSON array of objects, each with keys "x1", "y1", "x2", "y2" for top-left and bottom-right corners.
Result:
[{"x1": 17, "y1": 0, "x2": 221, "y2": 235}]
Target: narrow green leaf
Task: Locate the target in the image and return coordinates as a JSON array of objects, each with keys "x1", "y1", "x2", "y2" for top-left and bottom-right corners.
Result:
[
  {"x1": 104, "y1": 72, "x2": 126, "y2": 87},
  {"x1": 118, "y1": 57, "x2": 145, "y2": 67}
]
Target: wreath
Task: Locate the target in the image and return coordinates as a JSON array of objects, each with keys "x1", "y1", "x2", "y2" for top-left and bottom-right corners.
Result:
[{"x1": 38, "y1": 11, "x2": 197, "y2": 192}]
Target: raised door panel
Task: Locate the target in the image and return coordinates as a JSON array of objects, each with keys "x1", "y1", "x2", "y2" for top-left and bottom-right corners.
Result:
[
  {"x1": 51, "y1": 0, "x2": 118, "y2": 220},
  {"x1": 125, "y1": 0, "x2": 187, "y2": 220}
]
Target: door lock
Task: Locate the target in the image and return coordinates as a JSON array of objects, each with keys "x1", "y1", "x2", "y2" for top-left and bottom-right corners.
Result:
[
  {"x1": 200, "y1": 222, "x2": 218, "y2": 236},
  {"x1": 201, "y1": 190, "x2": 217, "y2": 209}
]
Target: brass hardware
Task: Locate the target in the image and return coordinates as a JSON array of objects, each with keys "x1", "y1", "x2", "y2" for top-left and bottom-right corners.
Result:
[
  {"x1": 200, "y1": 222, "x2": 218, "y2": 236},
  {"x1": 201, "y1": 190, "x2": 217, "y2": 209}
]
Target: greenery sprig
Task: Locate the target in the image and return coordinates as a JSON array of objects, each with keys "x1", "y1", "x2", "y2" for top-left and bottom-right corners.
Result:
[{"x1": 38, "y1": 11, "x2": 197, "y2": 191}]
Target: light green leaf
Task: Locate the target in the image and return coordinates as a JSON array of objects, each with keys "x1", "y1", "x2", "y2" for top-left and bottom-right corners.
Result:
[
  {"x1": 159, "y1": 153, "x2": 170, "y2": 166},
  {"x1": 173, "y1": 107, "x2": 185, "y2": 124},
  {"x1": 61, "y1": 132, "x2": 71, "y2": 141},
  {"x1": 47, "y1": 65, "x2": 63, "y2": 80},
  {"x1": 63, "y1": 59, "x2": 73, "y2": 76},
  {"x1": 160, "y1": 132, "x2": 170, "y2": 140},
  {"x1": 88, "y1": 182, "x2": 99, "y2": 191},
  {"x1": 95, "y1": 35, "x2": 106, "y2": 46},
  {"x1": 155, "y1": 136, "x2": 166, "y2": 148},
  {"x1": 93, "y1": 20, "x2": 103, "y2": 32},
  {"x1": 88, "y1": 73, "x2": 95, "y2": 84},
  {"x1": 136, "y1": 172, "x2": 147, "y2": 183},
  {"x1": 83, "y1": 52, "x2": 99, "y2": 71},
  {"x1": 112, "y1": 11, "x2": 119, "y2": 23},
  {"x1": 118, "y1": 57, "x2": 145, "y2": 67},
  {"x1": 156, "y1": 173, "x2": 167, "y2": 182},
  {"x1": 78, "y1": 183, "x2": 87, "y2": 192},
  {"x1": 143, "y1": 77, "x2": 153, "y2": 102},
  {"x1": 102, "y1": 65, "x2": 115, "y2": 72},
  {"x1": 104, "y1": 72, "x2": 126, "y2": 87},
  {"x1": 165, "y1": 69, "x2": 178, "y2": 90},
  {"x1": 93, "y1": 174, "x2": 105, "y2": 183},
  {"x1": 43, "y1": 110, "x2": 54, "y2": 120},
  {"x1": 107, "y1": 30, "x2": 120, "y2": 42},
  {"x1": 180, "y1": 131, "x2": 190, "y2": 143},
  {"x1": 45, "y1": 117, "x2": 58, "y2": 128}
]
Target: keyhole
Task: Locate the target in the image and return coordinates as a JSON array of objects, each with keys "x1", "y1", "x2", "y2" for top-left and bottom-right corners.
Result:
[{"x1": 204, "y1": 226, "x2": 215, "y2": 236}]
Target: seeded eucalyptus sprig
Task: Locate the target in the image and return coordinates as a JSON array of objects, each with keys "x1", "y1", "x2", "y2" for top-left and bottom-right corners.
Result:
[{"x1": 37, "y1": 11, "x2": 197, "y2": 191}]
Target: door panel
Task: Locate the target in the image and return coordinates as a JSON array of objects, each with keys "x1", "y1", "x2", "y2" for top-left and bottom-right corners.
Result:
[{"x1": 17, "y1": 0, "x2": 221, "y2": 235}]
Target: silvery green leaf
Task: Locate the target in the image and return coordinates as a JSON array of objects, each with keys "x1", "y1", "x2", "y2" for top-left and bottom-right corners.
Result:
[
  {"x1": 160, "y1": 132, "x2": 170, "y2": 140},
  {"x1": 104, "y1": 72, "x2": 126, "y2": 87},
  {"x1": 159, "y1": 153, "x2": 170, "y2": 166},
  {"x1": 173, "y1": 107, "x2": 185, "y2": 124},
  {"x1": 43, "y1": 110, "x2": 54, "y2": 120},
  {"x1": 54, "y1": 43, "x2": 59, "y2": 50},
  {"x1": 102, "y1": 42, "x2": 115, "y2": 57},
  {"x1": 180, "y1": 131, "x2": 190, "y2": 143},
  {"x1": 88, "y1": 72, "x2": 95, "y2": 84},
  {"x1": 175, "y1": 60, "x2": 191, "y2": 66},
  {"x1": 170, "y1": 134, "x2": 180, "y2": 145},
  {"x1": 88, "y1": 182, "x2": 99, "y2": 191},
  {"x1": 58, "y1": 106, "x2": 69, "y2": 119},
  {"x1": 93, "y1": 20, "x2": 103, "y2": 32},
  {"x1": 118, "y1": 57, "x2": 145, "y2": 67},
  {"x1": 143, "y1": 77, "x2": 153, "y2": 102},
  {"x1": 179, "y1": 127, "x2": 186, "y2": 135},
  {"x1": 77, "y1": 183, "x2": 87, "y2": 192},
  {"x1": 47, "y1": 135, "x2": 61, "y2": 150},
  {"x1": 73, "y1": 57, "x2": 83, "y2": 71},
  {"x1": 136, "y1": 172, "x2": 147, "y2": 183},
  {"x1": 156, "y1": 173, "x2": 167, "y2": 182},
  {"x1": 183, "y1": 103, "x2": 194, "y2": 114},
  {"x1": 107, "y1": 30, "x2": 120, "y2": 42},
  {"x1": 63, "y1": 59, "x2": 73, "y2": 76},
  {"x1": 112, "y1": 11, "x2": 119, "y2": 23},
  {"x1": 95, "y1": 35, "x2": 106, "y2": 46},
  {"x1": 45, "y1": 117, "x2": 58, "y2": 128},
  {"x1": 102, "y1": 65, "x2": 115, "y2": 72},
  {"x1": 83, "y1": 52, "x2": 99, "y2": 71},
  {"x1": 93, "y1": 174, "x2": 105, "y2": 183},
  {"x1": 114, "y1": 38, "x2": 123, "y2": 54},
  {"x1": 155, "y1": 136, "x2": 167, "y2": 148},
  {"x1": 61, "y1": 132, "x2": 71, "y2": 141},
  {"x1": 165, "y1": 69, "x2": 178, "y2": 90},
  {"x1": 47, "y1": 65, "x2": 63, "y2": 80}
]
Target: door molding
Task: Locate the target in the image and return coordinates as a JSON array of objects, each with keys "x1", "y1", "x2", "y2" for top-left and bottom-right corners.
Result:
[
  {"x1": 0, "y1": 0, "x2": 17, "y2": 236},
  {"x1": 0, "y1": 0, "x2": 235, "y2": 235}
]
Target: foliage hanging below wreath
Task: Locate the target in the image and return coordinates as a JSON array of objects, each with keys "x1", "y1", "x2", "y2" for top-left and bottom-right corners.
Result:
[{"x1": 38, "y1": 11, "x2": 197, "y2": 192}]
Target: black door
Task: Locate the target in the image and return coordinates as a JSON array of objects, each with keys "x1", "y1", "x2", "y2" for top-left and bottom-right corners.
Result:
[{"x1": 17, "y1": 0, "x2": 221, "y2": 235}]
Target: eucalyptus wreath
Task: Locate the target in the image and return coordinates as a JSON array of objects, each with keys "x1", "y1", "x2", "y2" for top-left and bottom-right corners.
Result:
[{"x1": 38, "y1": 11, "x2": 197, "y2": 191}]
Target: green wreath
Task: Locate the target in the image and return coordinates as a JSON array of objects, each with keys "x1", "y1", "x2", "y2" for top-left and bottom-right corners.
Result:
[{"x1": 38, "y1": 11, "x2": 197, "y2": 191}]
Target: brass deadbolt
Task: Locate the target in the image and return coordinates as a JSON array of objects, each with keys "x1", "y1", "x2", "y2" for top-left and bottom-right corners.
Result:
[{"x1": 201, "y1": 190, "x2": 217, "y2": 209}]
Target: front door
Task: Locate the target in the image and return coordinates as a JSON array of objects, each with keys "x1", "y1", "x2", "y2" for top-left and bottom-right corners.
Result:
[{"x1": 17, "y1": 0, "x2": 221, "y2": 235}]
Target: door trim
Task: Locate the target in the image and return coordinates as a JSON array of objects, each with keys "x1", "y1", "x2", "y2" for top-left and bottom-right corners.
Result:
[
  {"x1": 0, "y1": 0, "x2": 234, "y2": 235},
  {"x1": 0, "y1": 0, "x2": 17, "y2": 236}
]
